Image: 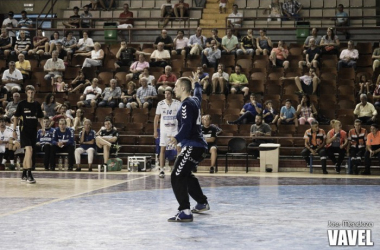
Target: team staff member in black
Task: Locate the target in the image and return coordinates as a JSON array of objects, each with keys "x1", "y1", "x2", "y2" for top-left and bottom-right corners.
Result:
[
  {"x1": 201, "y1": 114, "x2": 218, "y2": 174},
  {"x1": 167, "y1": 75, "x2": 209, "y2": 223},
  {"x1": 13, "y1": 85, "x2": 44, "y2": 183}
]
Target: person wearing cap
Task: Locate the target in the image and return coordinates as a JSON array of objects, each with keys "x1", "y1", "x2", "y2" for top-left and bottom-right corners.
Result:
[
  {"x1": 2, "y1": 11, "x2": 18, "y2": 45},
  {"x1": 363, "y1": 123, "x2": 380, "y2": 175},
  {"x1": 17, "y1": 11, "x2": 33, "y2": 38}
]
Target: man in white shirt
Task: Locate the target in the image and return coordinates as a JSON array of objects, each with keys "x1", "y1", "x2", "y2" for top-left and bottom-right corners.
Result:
[
  {"x1": 338, "y1": 40, "x2": 358, "y2": 71},
  {"x1": 2, "y1": 61, "x2": 23, "y2": 91},
  {"x1": 0, "y1": 117, "x2": 16, "y2": 169},
  {"x1": 149, "y1": 42, "x2": 171, "y2": 67},
  {"x1": 154, "y1": 86, "x2": 181, "y2": 178},
  {"x1": 227, "y1": 4, "x2": 243, "y2": 29},
  {"x1": 2, "y1": 11, "x2": 18, "y2": 44},
  {"x1": 211, "y1": 63, "x2": 229, "y2": 94},
  {"x1": 354, "y1": 94, "x2": 377, "y2": 125},
  {"x1": 43, "y1": 51, "x2": 65, "y2": 81},
  {"x1": 187, "y1": 27, "x2": 207, "y2": 56},
  {"x1": 77, "y1": 78, "x2": 102, "y2": 108}
]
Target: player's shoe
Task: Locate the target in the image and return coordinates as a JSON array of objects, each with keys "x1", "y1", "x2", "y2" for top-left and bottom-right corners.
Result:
[
  {"x1": 209, "y1": 166, "x2": 215, "y2": 173},
  {"x1": 159, "y1": 170, "x2": 165, "y2": 178},
  {"x1": 26, "y1": 171, "x2": 36, "y2": 184},
  {"x1": 21, "y1": 170, "x2": 27, "y2": 182},
  {"x1": 168, "y1": 210, "x2": 193, "y2": 222},
  {"x1": 191, "y1": 203, "x2": 210, "y2": 213}
]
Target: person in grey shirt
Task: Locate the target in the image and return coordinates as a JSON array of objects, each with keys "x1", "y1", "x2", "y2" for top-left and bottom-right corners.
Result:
[
  {"x1": 303, "y1": 28, "x2": 322, "y2": 53},
  {"x1": 201, "y1": 40, "x2": 221, "y2": 70},
  {"x1": 4, "y1": 92, "x2": 21, "y2": 118},
  {"x1": 248, "y1": 115, "x2": 272, "y2": 158},
  {"x1": 98, "y1": 79, "x2": 121, "y2": 108},
  {"x1": 188, "y1": 27, "x2": 207, "y2": 55}
]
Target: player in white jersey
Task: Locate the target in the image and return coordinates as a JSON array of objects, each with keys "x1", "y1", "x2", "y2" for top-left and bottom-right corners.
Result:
[
  {"x1": 0, "y1": 117, "x2": 16, "y2": 169},
  {"x1": 154, "y1": 87, "x2": 181, "y2": 178}
]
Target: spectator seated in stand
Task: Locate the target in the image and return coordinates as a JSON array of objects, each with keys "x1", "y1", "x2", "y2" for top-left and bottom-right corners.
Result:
[
  {"x1": 335, "y1": 4, "x2": 350, "y2": 40},
  {"x1": 117, "y1": 3, "x2": 134, "y2": 40},
  {"x1": 301, "y1": 120, "x2": 328, "y2": 174},
  {"x1": 201, "y1": 114, "x2": 218, "y2": 174},
  {"x1": 211, "y1": 63, "x2": 229, "y2": 94},
  {"x1": 372, "y1": 42, "x2": 380, "y2": 72},
  {"x1": 11, "y1": 30, "x2": 31, "y2": 56},
  {"x1": 90, "y1": 0, "x2": 116, "y2": 11},
  {"x1": 269, "y1": 40, "x2": 289, "y2": 70},
  {"x1": 227, "y1": 93, "x2": 262, "y2": 124},
  {"x1": 188, "y1": 27, "x2": 207, "y2": 56},
  {"x1": 76, "y1": 42, "x2": 104, "y2": 69},
  {"x1": 161, "y1": 0, "x2": 175, "y2": 28},
  {"x1": 282, "y1": 0, "x2": 302, "y2": 21},
  {"x1": 118, "y1": 81, "x2": 137, "y2": 109},
  {"x1": 256, "y1": 29, "x2": 272, "y2": 56},
  {"x1": 325, "y1": 119, "x2": 348, "y2": 174},
  {"x1": 31, "y1": 29, "x2": 49, "y2": 56},
  {"x1": 280, "y1": 67, "x2": 320, "y2": 95},
  {"x1": 299, "y1": 38, "x2": 320, "y2": 69},
  {"x1": 172, "y1": 30, "x2": 188, "y2": 56},
  {"x1": 75, "y1": 118, "x2": 96, "y2": 172},
  {"x1": 44, "y1": 50, "x2": 65, "y2": 81},
  {"x1": 69, "y1": 70, "x2": 91, "y2": 93},
  {"x1": 157, "y1": 66, "x2": 177, "y2": 95},
  {"x1": 75, "y1": 31, "x2": 94, "y2": 54},
  {"x1": 348, "y1": 119, "x2": 367, "y2": 175},
  {"x1": 154, "y1": 29, "x2": 173, "y2": 52},
  {"x1": 114, "y1": 40, "x2": 137, "y2": 69},
  {"x1": 61, "y1": 31, "x2": 77, "y2": 59},
  {"x1": 277, "y1": 99, "x2": 298, "y2": 130},
  {"x1": 51, "y1": 118, "x2": 75, "y2": 171},
  {"x1": 17, "y1": 10, "x2": 33, "y2": 38},
  {"x1": 15, "y1": 53, "x2": 31, "y2": 80},
  {"x1": 62, "y1": 6, "x2": 80, "y2": 29},
  {"x1": 2, "y1": 61, "x2": 23, "y2": 92},
  {"x1": 227, "y1": 4, "x2": 243, "y2": 29},
  {"x1": 264, "y1": 0, "x2": 282, "y2": 22},
  {"x1": 338, "y1": 40, "x2": 358, "y2": 71},
  {"x1": 149, "y1": 42, "x2": 171, "y2": 68},
  {"x1": 221, "y1": 28, "x2": 239, "y2": 55},
  {"x1": 262, "y1": 100, "x2": 279, "y2": 124},
  {"x1": 354, "y1": 94, "x2": 377, "y2": 125},
  {"x1": 98, "y1": 79, "x2": 121, "y2": 108},
  {"x1": 174, "y1": 0, "x2": 190, "y2": 19},
  {"x1": 35, "y1": 116, "x2": 55, "y2": 171},
  {"x1": 0, "y1": 28, "x2": 13, "y2": 58},
  {"x1": 95, "y1": 117, "x2": 119, "y2": 171},
  {"x1": 320, "y1": 28, "x2": 340, "y2": 56},
  {"x1": 248, "y1": 115, "x2": 272, "y2": 158},
  {"x1": 229, "y1": 65, "x2": 249, "y2": 96},
  {"x1": 363, "y1": 124, "x2": 380, "y2": 175},
  {"x1": 51, "y1": 104, "x2": 73, "y2": 128},
  {"x1": 237, "y1": 29, "x2": 256, "y2": 56},
  {"x1": 194, "y1": 66, "x2": 210, "y2": 91},
  {"x1": 303, "y1": 28, "x2": 321, "y2": 54},
  {"x1": 296, "y1": 95, "x2": 317, "y2": 125},
  {"x1": 77, "y1": 78, "x2": 102, "y2": 108},
  {"x1": 201, "y1": 39, "x2": 221, "y2": 70},
  {"x1": 133, "y1": 77, "x2": 157, "y2": 110},
  {"x1": 4, "y1": 92, "x2": 20, "y2": 119},
  {"x1": 125, "y1": 54, "x2": 150, "y2": 83}
]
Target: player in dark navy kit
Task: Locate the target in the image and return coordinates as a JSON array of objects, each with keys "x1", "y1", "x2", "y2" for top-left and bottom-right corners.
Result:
[
  {"x1": 13, "y1": 85, "x2": 44, "y2": 183},
  {"x1": 167, "y1": 75, "x2": 209, "y2": 222}
]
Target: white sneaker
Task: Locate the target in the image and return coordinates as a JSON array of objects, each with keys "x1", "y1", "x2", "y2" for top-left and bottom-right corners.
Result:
[{"x1": 159, "y1": 171, "x2": 165, "y2": 178}]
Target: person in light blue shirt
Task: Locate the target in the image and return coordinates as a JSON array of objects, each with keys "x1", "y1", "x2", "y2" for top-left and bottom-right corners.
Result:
[
  {"x1": 278, "y1": 99, "x2": 298, "y2": 129},
  {"x1": 335, "y1": 4, "x2": 350, "y2": 40}
]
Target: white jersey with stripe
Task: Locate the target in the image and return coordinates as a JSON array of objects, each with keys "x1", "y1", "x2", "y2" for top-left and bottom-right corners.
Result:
[{"x1": 156, "y1": 99, "x2": 181, "y2": 134}]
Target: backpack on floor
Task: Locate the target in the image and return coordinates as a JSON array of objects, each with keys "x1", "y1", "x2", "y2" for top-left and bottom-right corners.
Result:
[{"x1": 106, "y1": 158, "x2": 123, "y2": 171}]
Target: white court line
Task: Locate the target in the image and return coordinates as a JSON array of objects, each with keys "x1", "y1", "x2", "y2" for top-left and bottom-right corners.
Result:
[{"x1": 0, "y1": 175, "x2": 151, "y2": 218}]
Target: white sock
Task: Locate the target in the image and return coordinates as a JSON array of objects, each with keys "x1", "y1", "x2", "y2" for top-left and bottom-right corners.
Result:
[
  {"x1": 183, "y1": 209, "x2": 191, "y2": 215},
  {"x1": 10, "y1": 160, "x2": 14, "y2": 164}
]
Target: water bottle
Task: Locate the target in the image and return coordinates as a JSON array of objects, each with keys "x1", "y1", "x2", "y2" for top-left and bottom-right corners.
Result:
[
  {"x1": 58, "y1": 156, "x2": 63, "y2": 171},
  {"x1": 64, "y1": 156, "x2": 69, "y2": 171},
  {"x1": 345, "y1": 161, "x2": 349, "y2": 174},
  {"x1": 16, "y1": 156, "x2": 20, "y2": 171}
]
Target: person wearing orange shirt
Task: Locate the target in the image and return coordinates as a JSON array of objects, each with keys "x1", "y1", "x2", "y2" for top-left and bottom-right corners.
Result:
[
  {"x1": 301, "y1": 120, "x2": 328, "y2": 174},
  {"x1": 347, "y1": 119, "x2": 367, "y2": 174},
  {"x1": 269, "y1": 40, "x2": 289, "y2": 70},
  {"x1": 363, "y1": 123, "x2": 380, "y2": 175},
  {"x1": 325, "y1": 120, "x2": 348, "y2": 174}
]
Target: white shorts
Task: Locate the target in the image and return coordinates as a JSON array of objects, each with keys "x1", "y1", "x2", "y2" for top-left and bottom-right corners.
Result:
[
  {"x1": 219, "y1": 3, "x2": 226, "y2": 8},
  {"x1": 159, "y1": 131, "x2": 178, "y2": 147},
  {"x1": 118, "y1": 24, "x2": 133, "y2": 29}
]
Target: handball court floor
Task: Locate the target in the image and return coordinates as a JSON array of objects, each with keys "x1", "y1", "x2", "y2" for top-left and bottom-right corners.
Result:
[{"x1": 1, "y1": 169, "x2": 380, "y2": 250}]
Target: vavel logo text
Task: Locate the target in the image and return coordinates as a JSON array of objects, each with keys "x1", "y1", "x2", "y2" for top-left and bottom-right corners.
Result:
[{"x1": 327, "y1": 220, "x2": 374, "y2": 246}]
